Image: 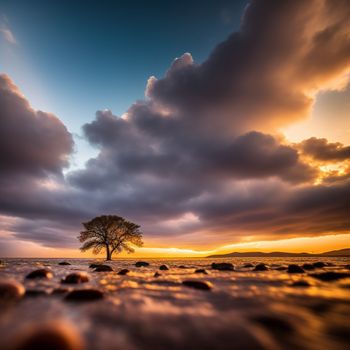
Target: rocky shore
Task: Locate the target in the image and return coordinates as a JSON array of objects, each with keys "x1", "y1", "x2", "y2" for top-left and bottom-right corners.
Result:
[{"x1": 1, "y1": 257, "x2": 350, "y2": 350}]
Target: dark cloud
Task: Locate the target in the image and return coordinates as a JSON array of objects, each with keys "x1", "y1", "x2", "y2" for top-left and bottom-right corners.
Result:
[
  {"x1": 0, "y1": 74, "x2": 73, "y2": 177},
  {"x1": 8, "y1": 219, "x2": 79, "y2": 247},
  {"x1": 0, "y1": 75, "x2": 90, "y2": 248},
  {"x1": 147, "y1": 0, "x2": 350, "y2": 134},
  {"x1": 192, "y1": 179, "x2": 350, "y2": 244},
  {"x1": 69, "y1": 109, "x2": 316, "y2": 191},
  {"x1": 298, "y1": 137, "x2": 350, "y2": 161},
  {"x1": 0, "y1": 74, "x2": 82, "y2": 218}
]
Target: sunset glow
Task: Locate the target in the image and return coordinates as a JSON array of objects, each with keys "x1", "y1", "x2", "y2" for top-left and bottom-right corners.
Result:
[{"x1": 2, "y1": 234, "x2": 349, "y2": 259}]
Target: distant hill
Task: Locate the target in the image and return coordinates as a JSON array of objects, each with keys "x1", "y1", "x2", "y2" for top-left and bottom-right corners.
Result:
[
  {"x1": 320, "y1": 248, "x2": 350, "y2": 256},
  {"x1": 206, "y1": 248, "x2": 350, "y2": 258}
]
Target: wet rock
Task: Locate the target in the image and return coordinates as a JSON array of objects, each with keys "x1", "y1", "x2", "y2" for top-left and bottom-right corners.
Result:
[
  {"x1": 135, "y1": 261, "x2": 150, "y2": 267},
  {"x1": 117, "y1": 269, "x2": 130, "y2": 275},
  {"x1": 25, "y1": 289, "x2": 49, "y2": 297},
  {"x1": 211, "y1": 262, "x2": 234, "y2": 271},
  {"x1": 345, "y1": 264, "x2": 350, "y2": 270},
  {"x1": 65, "y1": 289, "x2": 104, "y2": 301},
  {"x1": 0, "y1": 280, "x2": 25, "y2": 301},
  {"x1": 159, "y1": 264, "x2": 169, "y2": 271},
  {"x1": 61, "y1": 272, "x2": 89, "y2": 284},
  {"x1": 243, "y1": 263, "x2": 254, "y2": 268},
  {"x1": 302, "y1": 263, "x2": 315, "y2": 270},
  {"x1": 287, "y1": 264, "x2": 304, "y2": 273},
  {"x1": 12, "y1": 321, "x2": 84, "y2": 350},
  {"x1": 310, "y1": 272, "x2": 350, "y2": 281},
  {"x1": 195, "y1": 269, "x2": 208, "y2": 274},
  {"x1": 26, "y1": 269, "x2": 53, "y2": 279},
  {"x1": 313, "y1": 261, "x2": 326, "y2": 268},
  {"x1": 154, "y1": 272, "x2": 161, "y2": 278},
  {"x1": 253, "y1": 263, "x2": 268, "y2": 271},
  {"x1": 58, "y1": 262, "x2": 71, "y2": 266},
  {"x1": 291, "y1": 280, "x2": 310, "y2": 287},
  {"x1": 182, "y1": 280, "x2": 212, "y2": 291},
  {"x1": 93, "y1": 265, "x2": 113, "y2": 272},
  {"x1": 178, "y1": 265, "x2": 187, "y2": 269},
  {"x1": 89, "y1": 263, "x2": 101, "y2": 269}
]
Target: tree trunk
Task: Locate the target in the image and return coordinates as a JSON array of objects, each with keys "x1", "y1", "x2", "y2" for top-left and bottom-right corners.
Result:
[{"x1": 106, "y1": 245, "x2": 112, "y2": 260}]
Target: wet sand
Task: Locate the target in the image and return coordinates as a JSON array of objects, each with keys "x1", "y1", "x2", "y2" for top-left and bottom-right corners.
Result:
[{"x1": 1, "y1": 257, "x2": 350, "y2": 350}]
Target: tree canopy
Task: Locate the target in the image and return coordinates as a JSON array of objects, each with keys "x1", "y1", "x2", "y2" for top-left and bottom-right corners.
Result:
[{"x1": 78, "y1": 215, "x2": 143, "y2": 260}]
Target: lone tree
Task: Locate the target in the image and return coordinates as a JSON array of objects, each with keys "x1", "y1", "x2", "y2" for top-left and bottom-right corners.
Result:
[{"x1": 78, "y1": 215, "x2": 143, "y2": 260}]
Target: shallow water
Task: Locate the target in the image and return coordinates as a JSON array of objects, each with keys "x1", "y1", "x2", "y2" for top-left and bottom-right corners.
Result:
[{"x1": 1, "y1": 257, "x2": 350, "y2": 350}]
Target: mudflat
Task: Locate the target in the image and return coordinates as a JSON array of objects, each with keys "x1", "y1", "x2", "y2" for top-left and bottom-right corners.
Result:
[{"x1": 1, "y1": 257, "x2": 350, "y2": 350}]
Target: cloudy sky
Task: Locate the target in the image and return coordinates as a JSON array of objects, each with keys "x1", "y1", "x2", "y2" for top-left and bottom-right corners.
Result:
[{"x1": 0, "y1": 0, "x2": 350, "y2": 258}]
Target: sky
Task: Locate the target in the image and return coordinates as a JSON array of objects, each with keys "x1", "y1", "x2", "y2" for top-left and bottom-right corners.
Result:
[{"x1": 0, "y1": 0, "x2": 350, "y2": 258}]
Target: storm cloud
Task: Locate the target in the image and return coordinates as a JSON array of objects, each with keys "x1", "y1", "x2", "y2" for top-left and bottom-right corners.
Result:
[
  {"x1": 0, "y1": 74, "x2": 73, "y2": 177},
  {"x1": 147, "y1": 0, "x2": 350, "y2": 134},
  {"x1": 0, "y1": 75, "x2": 91, "y2": 247},
  {"x1": 298, "y1": 137, "x2": 350, "y2": 161}
]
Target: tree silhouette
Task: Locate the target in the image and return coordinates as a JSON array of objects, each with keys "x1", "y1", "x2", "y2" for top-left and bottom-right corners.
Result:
[{"x1": 78, "y1": 215, "x2": 143, "y2": 260}]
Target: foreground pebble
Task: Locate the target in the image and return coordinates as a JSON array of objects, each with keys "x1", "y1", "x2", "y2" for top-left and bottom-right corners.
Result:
[
  {"x1": 93, "y1": 265, "x2": 113, "y2": 272},
  {"x1": 65, "y1": 289, "x2": 104, "y2": 301},
  {"x1": 310, "y1": 272, "x2": 350, "y2": 281},
  {"x1": 26, "y1": 269, "x2": 53, "y2": 279},
  {"x1": 135, "y1": 261, "x2": 150, "y2": 267},
  {"x1": 0, "y1": 280, "x2": 25, "y2": 301},
  {"x1": 195, "y1": 269, "x2": 208, "y2": 274},
  {"x1": 253, "y1": 263, "x2": 268, "y2": 271},
  {"x1": 117, "y1": 269, "x2": 130, "y2": 275},
  {"x1": 287, "y1": 265, "x2": 304, "y2": 273},
  {"x1": 11, "y1": 321, "x2": 84, "y2": 350},
  {"x1": 61, "y1": 272, "x2": 89, "y2": 284},
  {"x1": 302, "y1": 263, "x2": 315, "y2": 270},
  {"x1": 211, "y1": 262, "x2": 234, "y2": 271},
  {"x1": 159, "y1": 264, "x2": 169, "y2": 271},
  {"x1": 89, "y1": 263, "x2": 101, "y2": 269},
  {"x1": 182, "y1": 280, "x2": 212, "y2": 291},
  {"x1": 313, "y1": 262, "x2": 326, "y2": 268}
]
